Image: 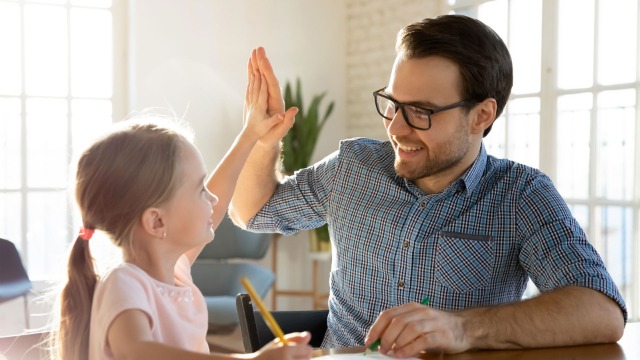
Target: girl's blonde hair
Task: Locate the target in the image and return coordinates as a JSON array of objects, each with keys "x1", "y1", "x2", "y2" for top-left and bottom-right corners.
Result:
[{"x1": 55, "y1": 117, "x2": 193, "y2": 359}]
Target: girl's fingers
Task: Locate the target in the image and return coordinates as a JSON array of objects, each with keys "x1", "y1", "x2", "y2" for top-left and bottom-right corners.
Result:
[
  {"x1": 251, "y1": 72, "x2": 263, "y2": 105},
  {"x1": 246, "y1": 56, "x2": 252, "y2": 84},
  {"x1": 249, "y1": 71, "x2": 255, "y2": 103},
  {"x1": 245, "y1": 73, "x2": 252, "y2": 104},
  {"x1": 250, "y1": 48, "x2": 260, "y2": 75}
]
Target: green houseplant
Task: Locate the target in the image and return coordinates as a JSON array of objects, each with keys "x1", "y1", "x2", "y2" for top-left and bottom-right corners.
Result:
[{"x1": 282, "y1": 78, "x2": 334, "y2": 251}]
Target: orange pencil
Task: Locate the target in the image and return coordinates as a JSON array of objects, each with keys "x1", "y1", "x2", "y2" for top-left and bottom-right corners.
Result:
[{"x1": 241, "y1": 277, "x2": 289, "y2": 345}]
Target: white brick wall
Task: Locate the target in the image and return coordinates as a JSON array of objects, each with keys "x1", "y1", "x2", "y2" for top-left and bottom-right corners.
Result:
[{"x1": 345, "y1": 0, "x2": 441, "y2": 140}]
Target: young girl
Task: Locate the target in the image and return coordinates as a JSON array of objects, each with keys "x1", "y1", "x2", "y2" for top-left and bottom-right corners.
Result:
[{"x1": 54, "y1": 71, "x2": 311, "y2": 359}]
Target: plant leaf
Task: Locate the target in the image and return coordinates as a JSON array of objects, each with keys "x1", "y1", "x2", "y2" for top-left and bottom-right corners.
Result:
[{"x1": 280, "y1": 78, "x2": 333, "y2": 172}]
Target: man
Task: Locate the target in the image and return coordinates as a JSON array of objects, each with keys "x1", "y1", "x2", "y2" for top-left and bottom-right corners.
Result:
[{"x1": 228, "y1": 15, "x2": 626, "y2": 357}]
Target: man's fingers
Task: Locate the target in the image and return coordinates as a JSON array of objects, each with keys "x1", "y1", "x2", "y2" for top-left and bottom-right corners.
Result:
[
  {"x1": 392, "y1": 333, "x2": 431, "y2": 359},
  {"x1": 366, "y1": 304, "x2": 415, "y2": 347},
  {"x1": 282, "y1": 107, "x2": 298, "y2": 127},
  {"x1": 256, "y1": 47, "x2": 282, "y2": 94},
  {"x1": 252, "y1": 47, "x2": 285, "y2": 117},
  {"x1": 257, "y1": 48, "x2": 278, "y2": 80},
  {"x1": 393, "y1": 329, "x2": 452, "y2": 358}
]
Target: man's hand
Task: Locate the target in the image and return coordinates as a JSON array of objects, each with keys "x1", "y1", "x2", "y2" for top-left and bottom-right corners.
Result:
[
  {"x1": 365, "y1": 302, "x2": 469, "y2": 357},
  {"x1": 365, "y1": 287, "x2": 624, "y2": 358},
  {"x1": 248, "y1": 47, "x2": 297, "y2": 147},
  {"x1": 250, "y1": 47, "x2": 284, "y2": 116},
  {"x1": 228, "y1": 47, "x2": 296, "y2": 226}
]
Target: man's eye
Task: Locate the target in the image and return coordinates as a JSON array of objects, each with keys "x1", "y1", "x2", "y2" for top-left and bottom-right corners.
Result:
[{"x1": 409, "y1": 106, "x2": 431, "y2": 118}]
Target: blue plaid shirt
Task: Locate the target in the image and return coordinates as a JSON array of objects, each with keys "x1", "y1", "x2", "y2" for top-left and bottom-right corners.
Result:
[{"x1": 248, "y1": 138, "x2": 627, "y2": 348}]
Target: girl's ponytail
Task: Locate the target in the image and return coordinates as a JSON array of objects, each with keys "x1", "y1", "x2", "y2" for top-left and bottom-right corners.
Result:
[{"x1": 57, "y1": 234, "x2": 98, "y2": 360}]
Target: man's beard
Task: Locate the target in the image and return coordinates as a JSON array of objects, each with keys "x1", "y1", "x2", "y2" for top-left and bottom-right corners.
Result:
[{"x1": 393, "y1": 118, "x2": 471, "y2": 181}]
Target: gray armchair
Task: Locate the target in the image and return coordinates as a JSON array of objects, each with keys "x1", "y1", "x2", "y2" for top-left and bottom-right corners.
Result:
[
  {"x1": 191, "y1": 216, "x2": 274, "y2": 334},
  {"x1": 0, "y1": 238, "x2": 32, "y2": 329}
]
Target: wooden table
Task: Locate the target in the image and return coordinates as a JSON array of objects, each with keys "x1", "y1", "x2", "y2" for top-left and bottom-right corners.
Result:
[{"x1": 313, "y1": 321, "x2": 640, "y2": 359}]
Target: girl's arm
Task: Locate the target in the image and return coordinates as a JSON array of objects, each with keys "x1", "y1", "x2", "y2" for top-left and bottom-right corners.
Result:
[
  {"x1": 185, "y1": 67, "x2": 285, "y2": 264},
  {"x1": 107, "y1": 309, "x2": 312, "y2": 360},
  {"x1": 207, "y1": 69, "x2": 284, "y2": 227},
  {"x1": 229, "y1": 47, "x2": 297, "y2": 227}
]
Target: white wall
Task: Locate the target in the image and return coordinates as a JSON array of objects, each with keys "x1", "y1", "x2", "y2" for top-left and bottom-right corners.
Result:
[
  {"x1": 128, "y1": 0, "x2": 347, "y2": 170},
  {"x1": 346, "y1": 0, "x2": 441, "y2": 139}
]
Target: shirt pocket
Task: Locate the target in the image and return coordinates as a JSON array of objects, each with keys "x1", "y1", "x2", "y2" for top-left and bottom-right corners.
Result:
[{"x1": 435, "y1": 231, "x2": 495, "y2": 293}]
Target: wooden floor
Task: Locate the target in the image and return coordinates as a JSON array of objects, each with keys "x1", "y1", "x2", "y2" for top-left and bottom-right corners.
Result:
[{"x1": 0, "y1": 332, "x2": 48, "y2": 360}]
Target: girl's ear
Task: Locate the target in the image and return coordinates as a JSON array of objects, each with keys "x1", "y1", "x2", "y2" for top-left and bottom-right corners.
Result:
[
  {"x1": 470, "y1": 98, "x2": 497, "y2": 135},
  {"x1": 140, "y1": 207, "x2": 166, "y2": 239}
]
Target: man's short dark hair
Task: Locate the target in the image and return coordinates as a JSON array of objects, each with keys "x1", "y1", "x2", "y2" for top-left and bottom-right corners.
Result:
[{"x1": 397, "y1": 15, "x2": 513, "y2": 137}]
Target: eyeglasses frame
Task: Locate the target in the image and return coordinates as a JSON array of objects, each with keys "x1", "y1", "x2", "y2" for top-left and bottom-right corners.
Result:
[{"x1": 372, "y1": 87, "x2": 473, "y2": 130}]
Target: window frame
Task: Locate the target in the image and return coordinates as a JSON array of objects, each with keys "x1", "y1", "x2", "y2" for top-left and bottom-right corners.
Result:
[{"x1": 0, "y1": 0, "x2": 127, "y2": 284}]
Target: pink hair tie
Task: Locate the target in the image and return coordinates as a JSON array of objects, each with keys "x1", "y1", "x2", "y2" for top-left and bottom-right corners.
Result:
[{"x1": 78, "y1": 227, "x2": 95, "y2": 241}]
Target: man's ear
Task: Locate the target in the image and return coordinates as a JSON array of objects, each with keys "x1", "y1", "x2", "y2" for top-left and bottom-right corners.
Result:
[
  {"x1": 140, "y1": 207, "x2": 166, "y2": 239},
  {"x1": 470, "y1": 98, "x2": 497, "y2": 135}
]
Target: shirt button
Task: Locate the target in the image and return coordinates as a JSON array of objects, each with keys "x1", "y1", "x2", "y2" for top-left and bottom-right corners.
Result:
[
  {"x1": 398, "y1": 280, "x2": 405, "y2": 288},
  {"x1": 403, "y1": 240, "x2": 409, "y2": 248},
  {"x1": 419, "y1": 201, "x2": 426, "y2": 208}
]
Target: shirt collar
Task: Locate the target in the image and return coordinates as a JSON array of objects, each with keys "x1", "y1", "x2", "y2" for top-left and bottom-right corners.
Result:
[
  {"x1": 398, "y1": 143, "x2": 488, "y2": 197},
  {"x1": 457, "y1": 143, "x2": 487, "y2": 196}
]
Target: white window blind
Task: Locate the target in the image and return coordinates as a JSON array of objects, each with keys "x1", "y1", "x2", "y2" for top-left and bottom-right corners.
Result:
[{"x1": 444, "y1": 0, "x2": 639, "y2": 321}]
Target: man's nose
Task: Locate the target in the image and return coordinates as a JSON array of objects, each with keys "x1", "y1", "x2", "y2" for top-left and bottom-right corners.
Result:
[{"x1": 386, "y1": 107, "x2": 412, "y2": 136}]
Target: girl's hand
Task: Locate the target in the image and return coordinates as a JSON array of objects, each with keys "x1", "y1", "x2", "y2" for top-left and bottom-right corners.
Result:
[
  {"x1": 243, "y1": 67, "x2": 285, "y2": 142},
  {"x1": 252, "y1": 331, "x2": 313, "y2": 360},
  {"x1": 244, "y1": 48, "x2": 298, "y2": 147}
]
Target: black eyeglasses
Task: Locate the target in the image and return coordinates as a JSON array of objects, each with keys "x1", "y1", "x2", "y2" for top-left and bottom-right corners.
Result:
[{"x1": 372, "y1": 87, "x2": 472, "y2": 130}]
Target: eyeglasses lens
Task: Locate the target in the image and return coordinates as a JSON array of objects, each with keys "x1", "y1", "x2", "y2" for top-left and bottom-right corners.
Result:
[{"x1": 376, "y1": 96, "x2": 395, "y2": 120}]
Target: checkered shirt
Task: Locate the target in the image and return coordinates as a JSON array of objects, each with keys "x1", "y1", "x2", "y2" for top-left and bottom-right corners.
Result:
[{"x1": 247, "y1": 138, "x2": 627, "y2": 348}]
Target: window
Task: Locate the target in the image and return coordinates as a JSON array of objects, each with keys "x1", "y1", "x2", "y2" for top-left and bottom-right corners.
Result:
[
  {"x1": 0, "y1": 0, "x2": 124, "y2": 281},
  {"x1": 445, "y1": 0, "x2": 639, "y2": 321}
]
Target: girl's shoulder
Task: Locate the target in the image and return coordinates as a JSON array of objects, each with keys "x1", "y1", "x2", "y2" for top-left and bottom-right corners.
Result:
[{"x1": 95, "y1": 262, "x2": 154, "y2": 296}]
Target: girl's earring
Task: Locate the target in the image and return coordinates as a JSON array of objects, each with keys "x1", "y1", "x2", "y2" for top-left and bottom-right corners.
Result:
[{"x1": 162, "y1": 231, "x2": 167, "y2": 239}]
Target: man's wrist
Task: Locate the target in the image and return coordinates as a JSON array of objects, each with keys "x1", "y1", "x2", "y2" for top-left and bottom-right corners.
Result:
[
  {"x1": 255, "y1": 138, "x2": 280, "y2": 149},
  {"x1": 248, "y1": 140, "x2": 283, "y2": 178},
  {"x1": 457, "y1": 307, "x2": 489, "y2": 351}
]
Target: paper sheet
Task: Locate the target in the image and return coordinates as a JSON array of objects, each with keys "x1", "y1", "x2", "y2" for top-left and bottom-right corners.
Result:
[{"x1": 314, "y1": 353, "x2": 420, "y2": 360}]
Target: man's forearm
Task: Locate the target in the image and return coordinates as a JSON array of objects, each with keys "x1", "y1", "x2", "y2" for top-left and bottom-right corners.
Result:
[
  {"x1": 229, "y1": 141, "x2": 282, "y2": 227},
  {"x1": 461, "y1": 286, "x2": 624, "y2": 350}
]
